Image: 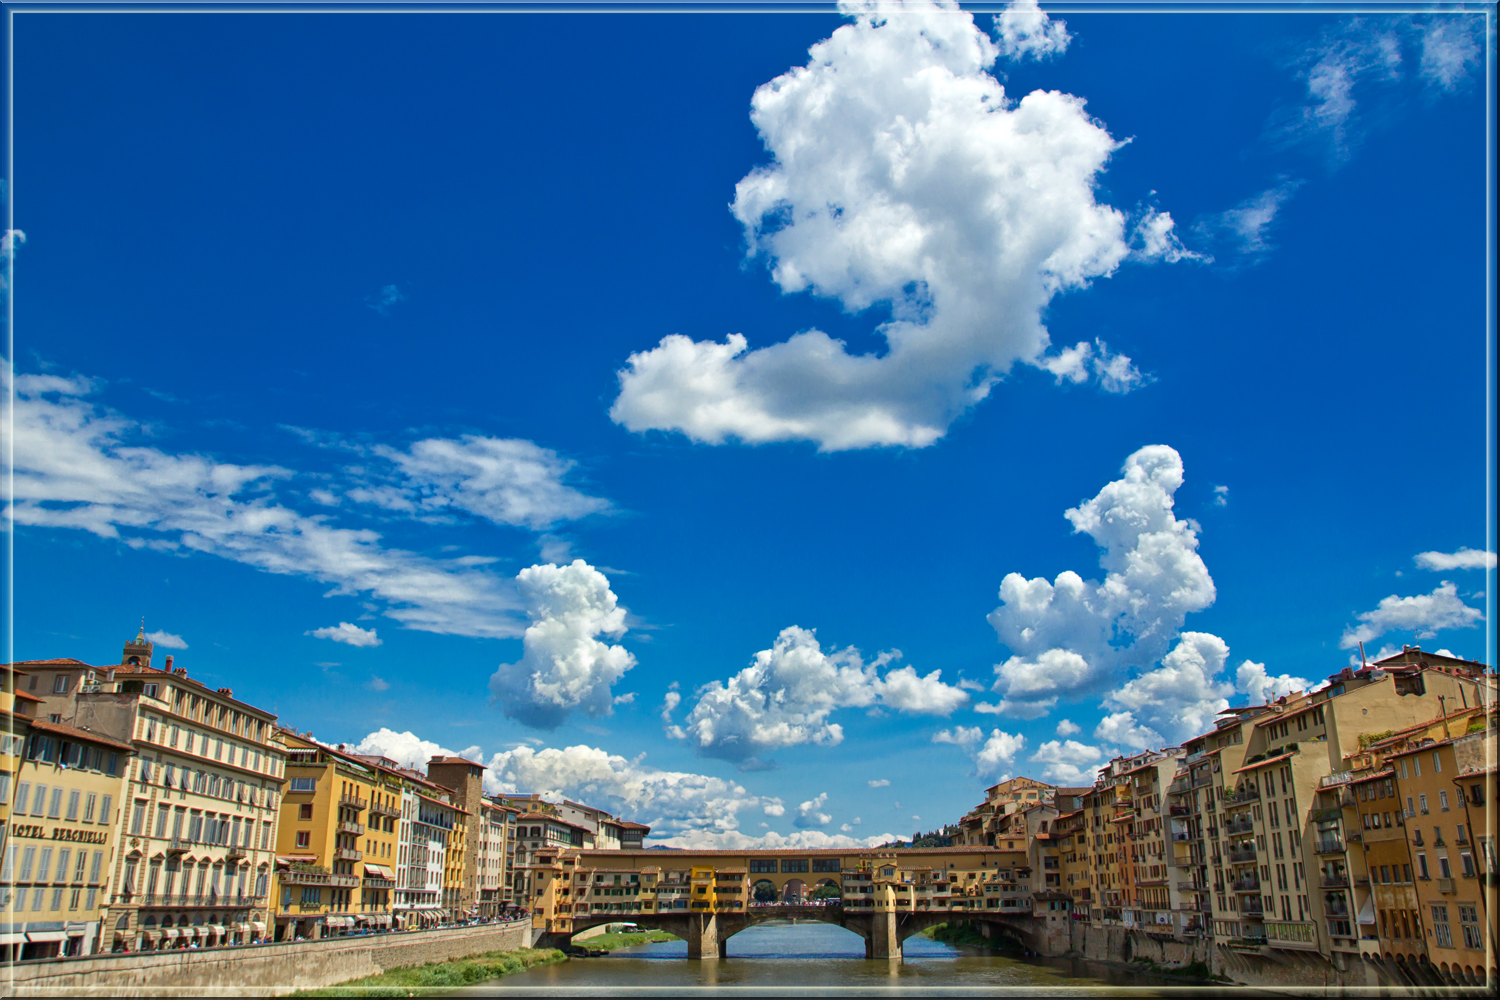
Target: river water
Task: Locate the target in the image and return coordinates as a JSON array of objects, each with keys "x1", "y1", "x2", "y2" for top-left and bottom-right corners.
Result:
[{"x1": 460, "y1": 921, "x2": 1205, "y2": 996}]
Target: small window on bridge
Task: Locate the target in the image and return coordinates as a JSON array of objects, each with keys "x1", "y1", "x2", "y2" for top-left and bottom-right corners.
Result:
[
  {"x1": 811, "y1": 859, "x2": 840, "y2": 873},
  {"x1": 781, "y1": 859, "x2": 809, "y2": 873},
  {"x1": 750, "y1": 859, "x2": 777, "y2": 874}
]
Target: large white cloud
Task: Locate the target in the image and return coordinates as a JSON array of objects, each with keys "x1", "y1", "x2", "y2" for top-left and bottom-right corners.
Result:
[
  {"x1": 1340, "y1": 581, "x2": 1485, "y2": 650},
  {"x1": 611, "y1": 0, "x2": 1166, "y2": 452},
  {"x1": 1414, "y1": 548, "x2": 1496, "y2": 572},
  {"x1": 987, "y1": 445, "x2": 1216, "y2": 716},
  {"x1": 3, "y1": 368, "x2": 611, "y2": 640},
  {"x1": 668, "y1": 625, "x2": 967, "y2": 766},
  {"x1": 489, "y1": 560, "x2": 636, "y2": 729}
]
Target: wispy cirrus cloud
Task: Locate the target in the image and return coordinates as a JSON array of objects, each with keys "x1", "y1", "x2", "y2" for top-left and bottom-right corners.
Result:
[
  {"x1": 1266, "y1": 15, "x2": 1482, "y2": 167},
  {"x1": 3, "y1": 366, "x2": 613, "y2": 641}
]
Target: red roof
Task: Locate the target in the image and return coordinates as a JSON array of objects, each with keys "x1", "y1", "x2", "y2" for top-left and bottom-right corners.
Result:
[{"x1": 23, "y1": 717, "x2": 136, "y2": 752}]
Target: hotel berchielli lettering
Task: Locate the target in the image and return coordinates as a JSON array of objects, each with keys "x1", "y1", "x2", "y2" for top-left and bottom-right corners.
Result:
[{"x1": 11, "y1": 823, "x2": 111, "y2": 844}]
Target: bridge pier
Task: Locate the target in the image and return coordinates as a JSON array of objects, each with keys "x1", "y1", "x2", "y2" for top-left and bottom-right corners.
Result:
[
  {"x1": 868, "y1": 910, "x2": 900, "y2": 960},
  {"x1": 685, "y1": 912, "x2": 719, "y2": 960}
]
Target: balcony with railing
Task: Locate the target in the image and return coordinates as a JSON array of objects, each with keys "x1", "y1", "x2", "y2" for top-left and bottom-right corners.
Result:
[
  {"x1": 166, "y1": 837, "x2": 191, "y2": 854},
  {"x1": 1231, "y1": 877, "x2": 1261, "y2": 893},
  {"x1": 279, "y1": 870, "x2": 360, "y2": 888},
  {"x1": 339, "y1": 820, "x2": 366, "y2": 836},
  {"x1": 335, "y1": 847, "x2": 363, "y2": 862},
  {"x1": 1319, "y1": 873, "x2": 1349, "y2": 889},
  {"x1": 370, "y1": 799, "x2": 401, "y2": 818},
  {"x1": 1226, "y1": 787, "x2": 1261, "y2": 807},
  {"x1": 1314, "y1": 838, "x2": 1345, "y2": 855},
  {"x1": 1224, "y1": 816, "x2": 1255, "y2": 835},
  {"x1": 1229, "y1": 846, "x2": 1257, "y2": 864},
  {"x1": 340, "y1": 792, "x2": 368, "y2": 811}
]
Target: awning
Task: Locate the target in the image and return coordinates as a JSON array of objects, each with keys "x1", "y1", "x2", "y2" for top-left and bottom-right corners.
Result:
[
  {"x1": 208, "y1": 924, "x2": 227, "y2": 936},
  {"x1": 194, "y1": 926, "x2": 211, "y2": 938},
  {"x1": 0, "y1": 933, "x2": 27, "y2": 946},
  {"x1": 65, "y1": 921, "x2": 93, "y2": 936},
  {"x1": 164, "y1": 928, "x2": 182, "y2": 940},
  {"x1": 136, "y1": 930, "x2": 159, "y2": 944},
  {"x1": 326, "y1": 916, "x2": 352, "y2": 928},
  {"x1": 27, "y1": 930, "x2": 69, "y2": 944},
  {"x1": 277, "y1": 854, "x2": 319, "y2": 865},
  {"x1": 252, "y1": 922, "x2": 267, "y2": 933},
  {"x1": 1357, "y1": 896, "x2": 1376, "y2": 926},
  {"x1": 234, "y1": 923, "x2": 251, "y2": 932},
  {"x1": 363, "y1": 863, "x2": 392, "y2": 878}
]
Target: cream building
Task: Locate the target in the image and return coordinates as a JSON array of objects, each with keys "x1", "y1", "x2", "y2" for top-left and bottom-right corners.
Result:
[{"x1": 18, "y1": 631, "x2": 286, "y2": 951}]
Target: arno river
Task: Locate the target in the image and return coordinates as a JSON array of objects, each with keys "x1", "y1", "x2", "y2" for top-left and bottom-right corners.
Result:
[{"x1": 462, "y1": 922, "x2": 1227, "y2": 996}]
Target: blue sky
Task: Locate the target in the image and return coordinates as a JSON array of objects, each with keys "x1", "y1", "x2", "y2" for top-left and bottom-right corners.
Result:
[{"x1": 6, "y1": 2, "x2": 1494, "y2": 847}]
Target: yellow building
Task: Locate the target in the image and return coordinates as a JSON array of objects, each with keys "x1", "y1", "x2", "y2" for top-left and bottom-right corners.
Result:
[
  {"x1": 1, "y1": 714, "x2": 134, "y2": 959},
  {"x1": 1389, "y1": 715, "x2": 1496, "y2": 988},
  {"x1": 271, "y1": 732, "x2": 402, "y2": 940}
]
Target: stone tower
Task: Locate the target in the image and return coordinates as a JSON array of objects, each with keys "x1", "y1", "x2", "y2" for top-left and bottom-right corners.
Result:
[
  {"x1": 122, "y1": 624, "x2": 154, "y2": 668},
  {"x1": 427, "y1": 756, "x2": 485, "y2": 918}
]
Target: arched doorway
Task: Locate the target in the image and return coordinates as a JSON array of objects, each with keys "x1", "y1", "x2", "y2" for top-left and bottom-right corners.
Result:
[
  {"x1": 751, "y1": 879, "x2": 779, "y2": 905},
  {"x1": 780, "y1": 879, "x2": 806, "y2": 903},
  {"x1": 811, "y1": 879, "x2": 840, "y2": 903}
]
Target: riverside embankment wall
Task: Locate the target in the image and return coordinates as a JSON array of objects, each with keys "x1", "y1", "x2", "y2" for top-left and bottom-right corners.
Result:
[
  {"x1": 2, "y1": 919, "x2": 531, "y2": 997},
  {"x1": 1058, "y1": 922, "x2": 1399, "y2": 990}
]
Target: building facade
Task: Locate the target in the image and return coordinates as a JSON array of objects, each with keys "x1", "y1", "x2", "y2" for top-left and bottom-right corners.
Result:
[
  {"x1": 1, "y1": 712, "x2": 134, "y2": 960},
  {"x1": 16, "y1": 633, "x2": 286, "y2": 952}
]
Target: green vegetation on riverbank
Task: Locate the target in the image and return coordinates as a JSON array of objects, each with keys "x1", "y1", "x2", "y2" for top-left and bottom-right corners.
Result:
[
  {"x1": 578, "y1": 929, "x2": 679, "y2": 951},
  {"x1": 288, "y1": 946, "x2": 564, "y2": 997},
  {"x1": 917, "y1": 922, "x2": 1024, "y2": 954}
]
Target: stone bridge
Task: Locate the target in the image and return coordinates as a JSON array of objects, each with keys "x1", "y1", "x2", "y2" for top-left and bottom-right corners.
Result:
[
  {"x1": 546, "y1": 903, "x2": 1048, "y2": 959},
  {"x1": 531, "y1": 845, "x2": 1061, "y2": 960}
]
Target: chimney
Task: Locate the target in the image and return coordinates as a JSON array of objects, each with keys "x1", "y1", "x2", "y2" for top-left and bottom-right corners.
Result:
[
  {"x1": 164, "y1": 655, "x2": 174, "y2": 670},
  {"x1": 217, "y1": 687, "x2": 233, "y2": 698}
]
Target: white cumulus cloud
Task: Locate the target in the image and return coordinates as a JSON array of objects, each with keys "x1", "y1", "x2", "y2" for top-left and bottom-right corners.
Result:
[
  {"x1": 145, "y1": 630, "x2": 188, "y2": 650},
  {"x1": 1100, "y1": 632, "x2": 1233, "y2": 746},
  {"x1": 489, "y1": 560, "x2": 635, "y2": 729},
  {"x1": 351, "y1": 728, "x2": 474, "y2": 771},
  {"x1": 308, "y1": 622, "x2": 381, "y2": 648},
  {"x1": 1092, "y1": 712, "x2": 1162, "y2": 751},
  {"x1": 867, "y1": 778, "x2": 890, "y2": 788},
  {"x1": 670, "y1": 625, "x2": 966, "y2": 766},
  {"x1": 987, "y1": 445, "x2": 1216, "y2": 717},
  {"x1": 1340, "y1": 581, "x2": 1484, "y2": 650},
  {"x1": 992, "y1": 0, "x2": 1070, "y2": 62},
  {"x1": 934, "y1": 725, "x2": 1025, "y2": 778},
  {"x1": 1235, "y1": 660, "x2": 1309, "y2": 705},
  {"x1": 1415, "y1": 548, "x2": 1496, "y2": 572},
  {"x1": 1028, "y1": 738, "x2": 1105, "y2": 785},
  {"x1": 611, "y1": 0, "x2": 1168, "y2": 452},
  {"x1": 794, "y1": 792, "x2": 832, "y2": 828},
  {"x1": 1055, "y1": 718, "x2": 1080, "y2": 737}
]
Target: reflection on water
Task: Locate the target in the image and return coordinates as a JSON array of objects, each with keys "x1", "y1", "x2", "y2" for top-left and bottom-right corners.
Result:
[{"x1": 461, "y1": 921, "x2": 1195, "y2": 995}]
